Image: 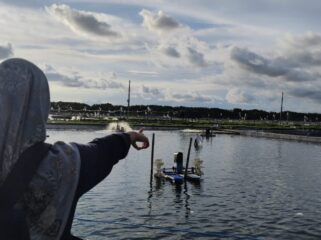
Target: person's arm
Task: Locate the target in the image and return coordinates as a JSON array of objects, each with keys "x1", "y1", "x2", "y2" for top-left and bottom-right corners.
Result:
[{"x1": 74, "y1": 129, "x2": 149, "y2": 193}]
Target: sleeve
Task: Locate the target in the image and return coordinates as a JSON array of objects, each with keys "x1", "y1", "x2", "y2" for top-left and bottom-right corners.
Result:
[{"x1": 74, "y1": 133, "x2": 131, "y2": 192}]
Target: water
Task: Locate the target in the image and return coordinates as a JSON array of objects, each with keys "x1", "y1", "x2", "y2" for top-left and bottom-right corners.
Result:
[{"x1": 47, "y1": 128, "x2": 321, "y2": 239}]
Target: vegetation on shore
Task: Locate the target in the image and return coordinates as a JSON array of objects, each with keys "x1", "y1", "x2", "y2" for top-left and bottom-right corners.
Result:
[
  {"x1": 49, "y1": 101, "x2": 321, "y2": 130},
  {"x1": 51, "y1": 101, "x2": 321, "y2": 122},
  {"x1": 48, "y1": 117, "x2": 321, "y2": 131}
]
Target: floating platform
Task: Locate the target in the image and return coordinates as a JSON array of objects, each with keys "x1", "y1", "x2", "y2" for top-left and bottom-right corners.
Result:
[
  {"x1": 181, "y1": 172, "x2": 201, "y2": 182},
  {"x1": 162, "y1": 169, "x2": 184, "y2": 184},
  {"x1": 154, "y1": 168, "x2": 201, "y2": 184},
  {"x1": 154, "y1": 154, "x2": 203, "y2": 184},
  {"x1": 152, "y1": 135, "x2": 204, "y2": 185}
]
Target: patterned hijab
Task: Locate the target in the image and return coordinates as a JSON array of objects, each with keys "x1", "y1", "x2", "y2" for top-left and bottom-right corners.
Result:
[
  {"x1": 0, "y1": 58, "x2": 50, "y2": 184},
  {"x1": 0, "y1": 58, "x2": 80, "y2": 240}
]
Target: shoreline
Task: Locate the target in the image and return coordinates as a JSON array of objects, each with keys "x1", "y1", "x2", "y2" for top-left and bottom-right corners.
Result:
[
  {"x1": 47, "y1": 123, "x2": 321, "y2": 144},
  {"x1": 236, "y1": 130, "x2": 321, "y2": 144}
]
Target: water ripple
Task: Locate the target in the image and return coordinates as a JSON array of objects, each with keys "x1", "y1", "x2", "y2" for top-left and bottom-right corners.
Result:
[{"x1": 47, "y1": 130, "x2": 321, "y2": 239}]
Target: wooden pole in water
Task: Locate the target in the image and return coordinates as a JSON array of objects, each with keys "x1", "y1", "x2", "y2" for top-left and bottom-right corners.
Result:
[
  {"x1": 184, "y1": 138, "x2": 193, "y2": 179},
  {"x1": 127, "y1": 80, "x2": 131, "y2": 120},
  {"x1": 280, "y1": 91, "x2": 283, "y2": 121},
  {"x1": 150, "y1": 133, "x2": 155, "y2": 183}
]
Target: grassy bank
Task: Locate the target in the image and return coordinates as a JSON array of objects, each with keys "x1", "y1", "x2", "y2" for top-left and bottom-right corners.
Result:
[{"x1": 48, "y1": 118, "x2": 321, "y2": 130}]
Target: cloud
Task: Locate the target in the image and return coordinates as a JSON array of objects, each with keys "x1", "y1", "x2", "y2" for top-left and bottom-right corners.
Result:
[
  {"x1": 139, "y1": 9, "x2": 180, "y2": 32},
  {"x1": 289, "y1": 87, "x2": 321, "y2": 103},
  {"x1": 137, "y1": 86, "x2": 213, "y2": 103},
  {"x1": 43, "y1": 64, "x2": 124, "y2": 89},
  {"x1": 187, "y1": 47, "x2": 207, "y2": 67},
  {"x1": 135, "y1": 85, "x2": 165, "y2": 101},
  {"x1": 128, "y1": 70, "x2": 159, "y2": 75},
  {"x1": 231, "y1": 47, "x2": 287, "y2": 77},
  {"x1": 226, "y1": 88, "x2": 255, "y2": 104},
  {"x1": 171, "y1": 92, "x2": 212, "y2": 102},
  {"x1": 230, "y1": 46, "x2": 317, "y2": 82},
  {"x1": 283, "y1": 32, "x2": 321, "y2": 49},
  {"x1": 140, "y1": 85, "x2": 165, "y2": 100},
  {"x1": 0, "y1": 0, "x2": 44, "y2": 7},
  {"x1": 139, "y1": 8, "x2": 211, "y2": 68},
  {"x1": 142, "y1": 85, "x2": 163, "y2": 95},
  {"x1": 161, "y1": 46, "x2": 181, "y2": 58},
  {"x1": 103, "y1": 78, "x2": 125, "y2": 89},
  {"x1": 2, "y1": 1, "x2": 320, "y2": 112},
  {"x1": 227, "y1": 33, "x2": 321, "y2": 106},
  {"x1": 156, "y1": 40, "x2": 210, "y2": 68},
  {"x1": 0, "y1": 43, "x2": 13, "y2": 59},
  {"x1": 46, "y1": 4, "x2": 120, "y2": 38}
]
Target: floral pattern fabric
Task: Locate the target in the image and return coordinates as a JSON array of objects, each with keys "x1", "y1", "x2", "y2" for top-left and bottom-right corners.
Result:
[{"x1": 0, "y1": 58, "x2": 81, "y2": 240}]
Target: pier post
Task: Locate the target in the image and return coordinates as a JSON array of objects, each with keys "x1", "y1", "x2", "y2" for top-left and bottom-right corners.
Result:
[
  {"x1": 184, "y1": 138, "x2": 193, "y2": 179},
  {"x1": 150, "y1": 133, "x2": 155, "y2": 183}
]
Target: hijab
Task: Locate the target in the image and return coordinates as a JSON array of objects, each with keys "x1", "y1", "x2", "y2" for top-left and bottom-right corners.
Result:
[
  {"x1": 0, "y1": 58, "x2": 81, "y2": 240},
  {"x1": 0, "y1": 58, "x2": 49, "y2": 184}
]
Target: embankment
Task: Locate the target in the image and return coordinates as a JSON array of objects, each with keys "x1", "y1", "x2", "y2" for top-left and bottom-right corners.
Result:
[{"x1": 237, "y1": 129, "x2": 321, "y2": 143}]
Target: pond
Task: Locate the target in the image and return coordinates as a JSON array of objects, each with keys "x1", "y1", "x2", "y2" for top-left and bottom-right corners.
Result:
[{"x1": 47, "y1": 128, "x2": 321, "y2": 239}]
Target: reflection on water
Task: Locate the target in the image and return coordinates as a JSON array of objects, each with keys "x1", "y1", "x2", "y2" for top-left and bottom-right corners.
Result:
[
  {"x1": 47, "y1": 128, "x2": 321, "y2": 239},
  {"x1": 148, "y1": 180, "x2": 199, "y2": 220}
]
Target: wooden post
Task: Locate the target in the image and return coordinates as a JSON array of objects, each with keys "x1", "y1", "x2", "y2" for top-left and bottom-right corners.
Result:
[
  {"x1": 280, "y1": 91, "x2": 283, "y2": 121},
  {"x1": 150, "y1": 133, "x2": 155, "y2": 183},
  {"x1": 184, "y1": 138, "x2": 193, "y2": 179},
  {"x1": 127, "y1": 80, "x2": 131, "y2": 120}
]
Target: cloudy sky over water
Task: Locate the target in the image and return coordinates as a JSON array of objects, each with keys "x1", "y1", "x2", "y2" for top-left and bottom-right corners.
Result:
[{"x1": 1, "y1": 0, "x2": 321, "y2": 113}]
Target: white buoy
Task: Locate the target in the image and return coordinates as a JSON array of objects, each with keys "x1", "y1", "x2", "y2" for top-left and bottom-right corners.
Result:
[
  {"x1": 192, "y1": 158, "x2": 203, "y2": 176},
  {"x1": 154, "y1": 159, "x2": 165, "y2": 178}
]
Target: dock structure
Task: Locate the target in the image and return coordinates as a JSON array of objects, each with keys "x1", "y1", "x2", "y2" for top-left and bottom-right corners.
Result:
[{"x1": 237, "y1": 130, "x2": 321, "y2": 143}]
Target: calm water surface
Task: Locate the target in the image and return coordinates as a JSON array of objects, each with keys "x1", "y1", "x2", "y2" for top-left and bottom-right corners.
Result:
[{"x1": 47, "y1": 128, "x2": 321, "y2": 240}]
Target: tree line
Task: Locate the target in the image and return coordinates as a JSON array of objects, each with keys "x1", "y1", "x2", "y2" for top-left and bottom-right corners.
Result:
[{"x1": 50, "y1": 101, "x2": 321, "y2": 122}]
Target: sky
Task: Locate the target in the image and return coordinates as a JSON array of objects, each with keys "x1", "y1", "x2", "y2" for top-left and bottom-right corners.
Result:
[{"x1": 1, "y1": 0, "x2": 321, "y2": 113}]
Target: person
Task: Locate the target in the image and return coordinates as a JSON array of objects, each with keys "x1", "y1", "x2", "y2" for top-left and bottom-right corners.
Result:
[{"x1": 0, "y1": 58, "x2": 149, "y2": 240}]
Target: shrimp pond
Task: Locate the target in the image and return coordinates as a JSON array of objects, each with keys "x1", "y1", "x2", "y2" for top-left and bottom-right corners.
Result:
[{"x1": 47, "y1": 127, "x2": 321, "y2": 240}]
